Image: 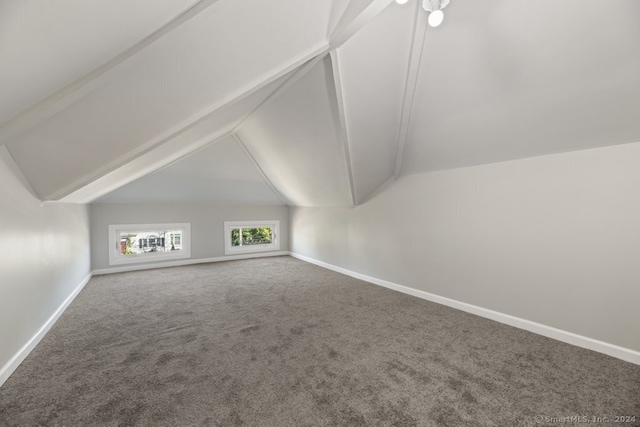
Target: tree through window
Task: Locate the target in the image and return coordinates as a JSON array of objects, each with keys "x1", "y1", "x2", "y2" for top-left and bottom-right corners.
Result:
[{"x1": 224, "y1": 221, "x2": 280, "y2": 254}]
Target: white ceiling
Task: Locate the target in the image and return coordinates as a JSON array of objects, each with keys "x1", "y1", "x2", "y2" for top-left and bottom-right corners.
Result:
[
  {"x1": 238, "y1": 57, "x2": 353, "y2": 207},
  {"x1": 97, "y1": 135, "x2": 282, "y2": 205},
  {"x1": 0, "y1": 0, "x2": 199, "y2": 125},
  {"x1": 8, "y1": 66, "x2": 297, "y2": 201},
  {"x1": 336, "y1": 2, "x2": 414, "y2": 202},
  {"x1": 401, "y1": 0, "x2": 640, "y2": 174},
  {"x1": 2, "y1": 0, "x2": 639, "y2": 206}
]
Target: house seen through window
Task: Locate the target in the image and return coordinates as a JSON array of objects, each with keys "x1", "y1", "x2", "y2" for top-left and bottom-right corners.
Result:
[
  {"x1": 119, "y1": 229, "x2": 183, "y2": 255},
  {"x1": 109, "y1": 223, "x2": 191, "y2": 265}
]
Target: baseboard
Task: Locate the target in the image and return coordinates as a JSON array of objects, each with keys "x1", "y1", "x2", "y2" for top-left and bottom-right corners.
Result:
[
  {"x1": 92, "y1": 251, "x2": 290, "y2": 275},
  {"x1": 0, "y1": 272, "x2": 93, "y2": 388},
  {"x1": 289, "y1": 252, "x2": 640, "y2": 366}
]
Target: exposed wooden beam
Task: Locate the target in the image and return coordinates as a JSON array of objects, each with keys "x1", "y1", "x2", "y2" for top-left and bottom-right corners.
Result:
[
  {"x1": 329, "y1": 50, "x2": 357, "y2": 206},
  {"x1": 393, "y1": 3, "x2": 428, "y2": 179},
  {"x1": 329, "y1": 0, "x2": 395, "y2": 49},
  {"x1": 232, "y1": 134, "x2": 290, "y2": 206},
  {"x1": 54, "y1": 44, "x2": 329, "y2": 203},
  {"x1": 0, "y1": 0, "x2": 221, "y2": 144}
]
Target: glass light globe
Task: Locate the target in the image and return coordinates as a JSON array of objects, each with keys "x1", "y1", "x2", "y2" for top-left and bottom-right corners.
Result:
[{"x1": 428, "y1": 9, "x2": 444, "y2": 27}]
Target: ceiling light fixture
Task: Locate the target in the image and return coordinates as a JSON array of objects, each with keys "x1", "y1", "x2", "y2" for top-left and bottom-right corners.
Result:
[
  {"x1": 427, "y1": 9, "x2": 444, "y2": 27},
  {"x1": 396, "y1": 0, "x2": 450, "y2": 28}
]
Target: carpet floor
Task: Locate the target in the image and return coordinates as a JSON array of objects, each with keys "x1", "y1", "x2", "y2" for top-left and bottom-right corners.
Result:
[{"x1": 1, "y1": 256, "x2": 638, "y2": 426}]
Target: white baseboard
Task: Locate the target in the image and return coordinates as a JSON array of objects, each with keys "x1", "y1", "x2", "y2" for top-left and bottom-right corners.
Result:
[
  {"x1": 289, "y1": 252, "x2": 640, "y2": 366},
  {"x1": 92, "y1": 251, "x2": 290, "y2": 275},
  {"x1": 0, "y1": 272, "x2": 93, "y2": 388}
]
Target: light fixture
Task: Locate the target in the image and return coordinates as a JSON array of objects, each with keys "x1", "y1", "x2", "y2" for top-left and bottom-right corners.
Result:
[
  {"x1": 396, "y1": 0, "x2": 450, "y2": 28},
  {"x1": 427, "y1": 9, "x2": 444, "y2": 27},
  {"x1": 423, "y1": 0, "x2": 449, "y2": 27}
]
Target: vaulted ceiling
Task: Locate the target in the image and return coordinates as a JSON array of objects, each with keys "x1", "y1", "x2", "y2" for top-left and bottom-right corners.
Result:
[{"x1": 2, "y1": 0, "x2": 639, "y2": 206}]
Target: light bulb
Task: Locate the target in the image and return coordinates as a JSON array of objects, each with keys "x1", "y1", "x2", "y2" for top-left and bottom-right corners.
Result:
[
  {"x1": 396, "y1": 0, "x2": 409, "y2": 4},
  {"x1": 428, "y1": 9, "x2": 444, "y2": 27}
]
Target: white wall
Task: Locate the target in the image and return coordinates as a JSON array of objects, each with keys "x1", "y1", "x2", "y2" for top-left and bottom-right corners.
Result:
[
  {"x1": 0, "y1": 147, "x2": 91, "y2": 384},
  {"x1": 290, "y1": 142, "x2": 640, "y2": 354},
  {"x1": 90, "y1": 203, "x2": 289, "y2": 271}
]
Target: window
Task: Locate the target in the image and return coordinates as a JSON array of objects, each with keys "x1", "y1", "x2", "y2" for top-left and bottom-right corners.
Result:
[
  {"x1": 108, "y1": 223, "x2": 191, "y2": 265},
  {"x1": 224, "y1": 220, "x2": 280, "y2": 255}
]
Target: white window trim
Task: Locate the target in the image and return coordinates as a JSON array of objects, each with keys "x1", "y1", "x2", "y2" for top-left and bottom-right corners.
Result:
[
  {"x1": 224, "y1": 220, "x2": 280, "y2": 255},
  {"x1": 108, "y1": 223, "x2": 191, "y2": 266}
]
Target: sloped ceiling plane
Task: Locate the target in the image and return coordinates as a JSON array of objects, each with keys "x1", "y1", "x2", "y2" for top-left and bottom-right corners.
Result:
[{"x1": 1, "y1": 0, "x2": 639, "y2": 206}]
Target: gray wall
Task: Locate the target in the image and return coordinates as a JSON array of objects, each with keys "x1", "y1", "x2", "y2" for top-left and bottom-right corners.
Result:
[
  {"x1": 290, "y1": 142, "x2": 640, "y2": 352},
  {"x1": 0, "y1": 147, "x2": 91, "y2": 376},
  {"x1": 90, "y1": 203, "x2": 289, "y2": 271}
]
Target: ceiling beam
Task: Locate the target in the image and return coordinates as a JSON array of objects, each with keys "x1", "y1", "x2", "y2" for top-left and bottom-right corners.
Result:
[
  {"x1": 59, "y1": 127, "x2": 235, "y2": 204},
  {"x1": 393, "y1": 3, "x2": 428, "y2": 179},
  {"x1": 57, "y1": 44, "x2": 329, "y2": 203},
  {"x1": 0, "y1": 0, "x2": 221, "y2": 144},
  {"x1": 329, "y1": 0, "x2": 395, "y2": 49},
  {"x1": 329, "y1": 50, "x2": 357, "y2": 206},
  {"x1": 232, "y1": 134, "x2": 290, "y2": 206}
]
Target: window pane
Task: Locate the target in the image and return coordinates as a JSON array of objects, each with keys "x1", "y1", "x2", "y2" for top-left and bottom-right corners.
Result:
[
  {"x1": 242, "y1": 227, "x2": 272, "y2": 245},
  {"x1": 223, "y1": 221, "x2": 279, "y2": 255},
  {"x1": 119, "y1": 230, "x2": 183, "y2": 255},
  {"x1": 231, "y1": 228, "x2": 241, "y2": 246}
]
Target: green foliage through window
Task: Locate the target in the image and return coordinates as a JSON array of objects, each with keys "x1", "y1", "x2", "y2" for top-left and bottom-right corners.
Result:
[
  {"x1": 122, "y1": 234, "x2": 134, "y2": 255},
  {"x1": 231, "y1": 227, "x2": 272, "y2": 246}
]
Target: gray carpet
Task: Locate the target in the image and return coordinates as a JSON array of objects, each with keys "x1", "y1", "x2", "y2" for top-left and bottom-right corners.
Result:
[{"x1": 1, "y1": 256, "x2": 638, "y2": 426}]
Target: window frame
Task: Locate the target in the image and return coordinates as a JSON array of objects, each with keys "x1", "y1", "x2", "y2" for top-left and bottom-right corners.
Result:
[
  {"x1": 108, "y1": 223, "x2": 191, "y2": 266},
  {"x1": 224, "y1": 220, "x2": 280, "y2": 255}
]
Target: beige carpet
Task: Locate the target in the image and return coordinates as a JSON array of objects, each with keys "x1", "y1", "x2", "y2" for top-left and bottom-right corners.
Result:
[{"x1": 1, "y1": 256, "x2": 638, "y2": 426}]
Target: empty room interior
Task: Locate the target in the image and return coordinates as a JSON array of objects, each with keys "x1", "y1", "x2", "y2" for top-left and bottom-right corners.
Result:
[{"x1": 1, "y1": 0, "x2": 639, "y2": 425}]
